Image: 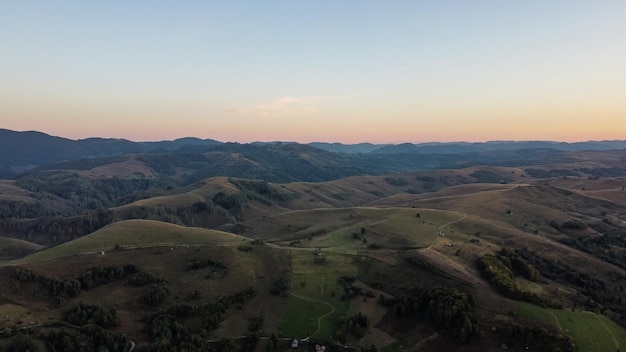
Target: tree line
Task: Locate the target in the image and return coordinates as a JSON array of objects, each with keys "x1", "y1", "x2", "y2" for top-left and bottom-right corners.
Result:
[
  {"x1": 12, "y1": 264, "x2": 165, "y2": 306},
  {"x1": 378, "y1": 286, "x2": 477, "y2": 343},
  {"x1": 476, "y1": 253, "x2": 561, "y2": 308}
]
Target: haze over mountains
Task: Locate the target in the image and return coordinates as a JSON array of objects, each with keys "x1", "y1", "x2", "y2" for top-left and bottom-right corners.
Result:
[{"x1": 2, "y1": 128, "x2": 626, "y2": 179}]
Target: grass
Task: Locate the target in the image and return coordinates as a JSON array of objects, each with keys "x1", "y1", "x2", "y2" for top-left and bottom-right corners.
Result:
[
  {"x1": 0, "y1": 304, "x2": 29, "y2": 324},
  {"x1": 279, "y1": 250, "x2": 356, "y2": 341},
  {"x1": 280, "y1": 295, "x2": 332, "y2": 338},
  {"x1": 117, "y1": 176, "x2": 237, "y2": 209},
  {"x1": 248, "y1": 207, "x2": 451, "y2": 252},
  {"x1": 308, "y1": 208, "x2": 443, "y2": 251},
  {"x1": 2, "y1": 240, "x2": 291, "y2": 341},
  {"x1": 13, "y1": 219, "x2": 243, "y2": 264},
  {"x1": 0, "y1": 237, "x2": 43, "y2": 250},
  {"x1": 516, "y1": 302, "x2": 626, "y2": 352}
]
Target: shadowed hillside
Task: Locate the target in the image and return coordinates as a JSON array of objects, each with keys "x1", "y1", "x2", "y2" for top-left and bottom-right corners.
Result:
[{"x1": 1, "y1": 146, "x2": 625, "y2": 351}]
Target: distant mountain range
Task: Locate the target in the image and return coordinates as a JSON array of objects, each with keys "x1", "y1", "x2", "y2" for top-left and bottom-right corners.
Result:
[
  {"x1": 2, "y1": 128, "x2": 626, "y2": 178},
  {"x1": 312, "y1": 140, "x2": 626, "y2": 154}
]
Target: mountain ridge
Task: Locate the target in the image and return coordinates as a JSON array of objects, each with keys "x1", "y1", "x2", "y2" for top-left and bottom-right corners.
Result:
[{"x1": 2, "y1": 128, "x2": 625, "y2": 178}]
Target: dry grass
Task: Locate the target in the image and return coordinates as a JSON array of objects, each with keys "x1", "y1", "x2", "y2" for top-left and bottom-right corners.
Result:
[
  {"x1": 78, "y1": 156, "x2": 157, "y2": 179},
  {"x1": 116, "y1": 176, "x2": 238, "y2": 209},
  {"x1": 4, "y1": 240, "x2": 292, "y2": 341},
  {"x1": 0, "y1": 180, "x2": 34, "y2": 202},
  {"x1": 14, "y1": 219, "x2": 244, "y2": 263}
]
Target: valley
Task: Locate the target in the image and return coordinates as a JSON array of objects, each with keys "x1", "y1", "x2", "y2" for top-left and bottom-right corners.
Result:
[{"x1": 0, "y1": 141, "x2": 625, "y2": 351}]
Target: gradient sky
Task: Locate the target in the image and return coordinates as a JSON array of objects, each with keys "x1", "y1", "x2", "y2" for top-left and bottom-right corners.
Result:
[{"x1": 1, "y1": 1, "x2": 625, "y2": 143}]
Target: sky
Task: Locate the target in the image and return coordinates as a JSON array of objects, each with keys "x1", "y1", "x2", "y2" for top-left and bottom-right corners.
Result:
[{"x1": 1, "y1": 1, "x2": 625, "y2": 144}]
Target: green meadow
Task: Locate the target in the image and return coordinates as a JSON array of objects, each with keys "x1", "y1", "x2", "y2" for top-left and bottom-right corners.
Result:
[
  {"x1": 517, "y1": 302, "x2": 626, "y2": 352},
  {"x1": 279, "y1": 250, "x2": 356, "y2": 340}
]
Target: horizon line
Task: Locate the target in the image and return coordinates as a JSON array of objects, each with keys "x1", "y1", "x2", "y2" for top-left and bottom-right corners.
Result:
[{"x1": 3, "y1": 128, "x2": 625, "y2": 146}]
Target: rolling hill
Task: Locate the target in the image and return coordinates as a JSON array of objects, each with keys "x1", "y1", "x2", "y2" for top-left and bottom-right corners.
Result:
[{"x1": 0, "y1": 140, "x2": 625, "y2": 351}]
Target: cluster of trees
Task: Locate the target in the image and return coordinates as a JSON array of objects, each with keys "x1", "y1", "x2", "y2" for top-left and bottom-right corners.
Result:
[
  {"x1": 191, "y1": 178, "x2": 299, "y2": 224},
  {"x1": 351, "y1": 227, "x2": 368, "y2": 242},
  {"x1": 140, "y1": 282, "x2": 171, "y2": 306},
  {"x1": 229, "y1": 178, "x2": 298, "y2": 204},
  {"x1": 476, "y1": 254, "x2": 560, "y2": 308},
  {"x1": 513, "y1": 248, "x2": 626, "y2": 326},
  {"x1": 498, "y1": 248, "x2": 539, "y2": 281},
  {"x1": 12, "y1": 266, "x2": 46, "y2": 283},
  {"x1": 49, "y1": 323, "x2": 129, "y2": 352},
  {"x1": 1, "y1": 208, "x2": 115, "y2": 246},
  {"x1": 247, "y1": 315, "x2": 264, "y2": 334},
  {"x1": 16, "y1": 173, "x2": 170, "y2": 214},
  {"x1": 469, "y1": 169, "x2": 509, "y2": 183},
  {"x1": 185, "y1": 258, "x2": 227, "y2": 271},
  {"x1": 270, "y1": 275, "x2": 289, "y2": 296},
  {"x1": 336, "y1": 275, "x2": 375, "y2": 301},
  {"x1": 498, "y1": 321, "x2": 574, "y2": 352},
  {"x1": 3, "y1": 332, "x2": 39, "y2": 352},
  {"x1": 2, "y1": 286, "x2": 257, "y2": 352},
  {"x1": 141, "y1": 287, "x2": 256, "y2": 350},
  {"x1": 420, "y1": 286, "x2": 476, "y2": 343},
  {"x1": 0, "y1": 199, "x2": 48, "y2": 219},
  {"x1": 12, "y1": 264, "x2": 165, "y2": 306},
  {"x1": 123, "y1": 201, "x2": 236, "y2": 227},
  {"x1": 560, "y1": 221, "x2": 626, "y2": 270},
  {"x1": 62, "y1": 302, "x2": 117, "y2": 328},
  {"x1": 75, "y1": 264, "x2": 139, "y2": 289},
  {"x1": 378, "y1": 286, "x2": 477, "y2": 343},
  {"x1": 336, "y1": 312, "x2": 369, "y2": 342},
  {"x1": 212, "y1": 192, "x2": 248, "y2": 213},
  {"x1": 3, "y1": 308, "x2": 129, "y2": 352},
  {"x1": 131, "y1": 270, "x2": 165, "y2": 286},
  {"x1": 524, "y1": 168, "x2": 579, "y2": 178}
]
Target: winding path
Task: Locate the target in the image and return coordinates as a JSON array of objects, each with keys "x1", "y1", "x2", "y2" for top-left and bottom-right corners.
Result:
[
  {"x1": 591, "y1": 312, "x2": 620, "y2": 351},
  {"x1": 547, "y1": 311, "x2": 564, "y2": 333},
  {"x1": 289, "y1": 291, "x2": 335, "y2": 340},
  {"x1": 423, "y1": 212, "x2": 467, "y2": 251}
]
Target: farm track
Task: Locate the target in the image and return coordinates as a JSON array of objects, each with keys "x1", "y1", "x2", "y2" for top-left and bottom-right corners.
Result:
[
  {"x1": 289, "y1": 291, "x2": 335, "y2": 340},
  {"x1": 547, "y1": 311, "x2": 564, "y2": 333},
  {"x1": 423, "y1": 212, "x2": 467, "y2": 251},
  {"x1": 590, "y1": 312, "x2": 620, "y2": 350}
]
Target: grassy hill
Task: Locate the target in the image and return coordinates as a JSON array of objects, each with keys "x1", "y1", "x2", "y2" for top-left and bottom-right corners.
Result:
[
  {"x1": 1, "y1": 149, "x2": 626, "y2": 351},
  {"x1": 14, "y1": 219, "x2": 243, "y2": 264},
  {"x1": 0, "y1": 237, "x2": 43, "y2": 260}
]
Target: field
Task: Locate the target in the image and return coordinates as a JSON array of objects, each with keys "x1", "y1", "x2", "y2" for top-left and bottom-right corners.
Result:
[
  {"x1": 14, "y1": 219, "x2": 243, "y2": 263},
  {"x1": 1, "y1": 149, "x2": 626, "y2": 351},
  {"x1": 0, "y1": 303, "x2": 29, "y2": 324},
  {"x1": 516, "y1": 302, "x2": 626, "y2": 352},
  {"x1": 279, "y1": 250, "x2": 355, "y2": 340}
]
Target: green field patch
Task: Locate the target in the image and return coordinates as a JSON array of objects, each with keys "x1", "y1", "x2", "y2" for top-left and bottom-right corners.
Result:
[
  {"x1": 280, "y1": 250, "x2": 356, "y2": 341},
  {"x1": 517, "y1": 302, "x2": 626, "y2": 352},
  {"x1": 280, "y1": 295, "x2": 332, "y2": 338},
  {"x1": 304, "y1": 208, "x2": 449, "y2": 251}
]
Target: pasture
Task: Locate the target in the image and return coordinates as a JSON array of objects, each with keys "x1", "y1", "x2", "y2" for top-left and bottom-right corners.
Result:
[
  {"x1": 516, "y1": 302, "x2": 626, "y2": 352},
  {"x1": 279, "y1": 250, "x2": 356, "y2": 340},
  {"x1": 12, "y1": 219, "x2": 243, "y2": 264}
]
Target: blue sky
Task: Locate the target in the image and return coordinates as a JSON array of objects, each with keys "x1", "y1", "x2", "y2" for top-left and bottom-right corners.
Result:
[{"x1": 1, "y1": 1, "x2": 625, "y2": 143}]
